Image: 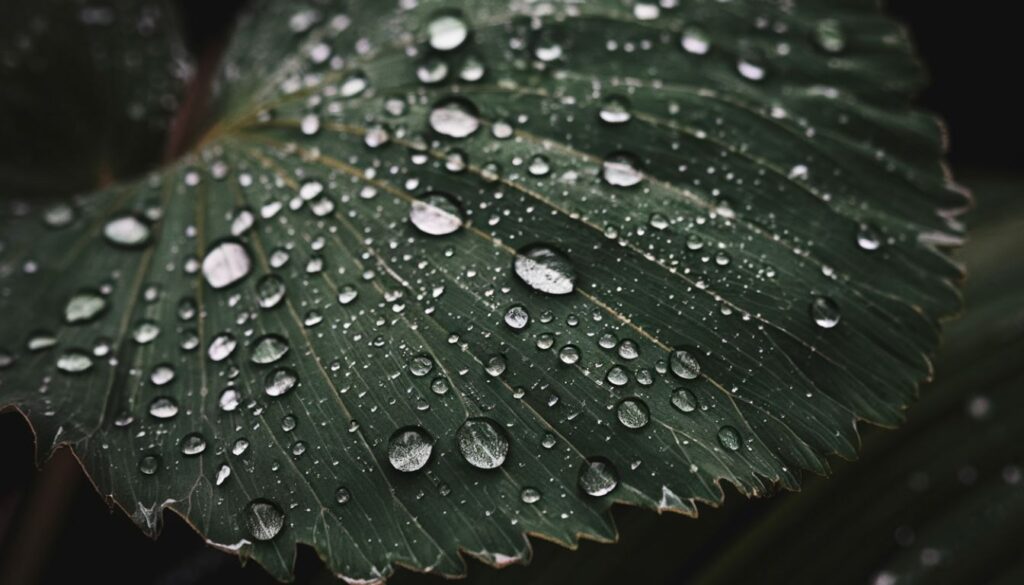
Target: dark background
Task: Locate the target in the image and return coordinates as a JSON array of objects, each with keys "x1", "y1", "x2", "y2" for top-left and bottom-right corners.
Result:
[{"x1": 0, "y1": 1, "x2": 1018, "y2": 584}]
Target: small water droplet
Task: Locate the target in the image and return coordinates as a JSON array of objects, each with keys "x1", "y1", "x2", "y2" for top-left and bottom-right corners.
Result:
[
  {"x1": 256, "y1": 275, "x2": 287, "y2": 309},
  {"x1": 504, "y1": 304, "x2": 530, "y2": 330},
  {"x1": 520, "y1": 487, "x2": 541, "y2": 504},
  {"x1": 149, "y1": 397, "x2": 179, "y2": 419},
  {"x1": 606, "y1": 365, "x2": 629, "y2": 387},
  {"x1": 599, "y1": 95, "x2": 631, "y2": 124},
  {"x1": 558, "y1": 344, "x2": 581, "y2": 365},
  {"x1": 681, "y1": 26, "x2": 711, "y2": 55},
  {"x1": 429, "y1": 98, "x2": 480, "y2": 138},
  {"x1": 251, "y1": 334, "x2": 289, "y2": 365},
  {"x1": 671, "y1": 388, "x2": 698, "y2": 413},
  {"x1": 208, "y1": 333, "x2": 237, "y2": 362},
  {"x1": 814, "y1": 19, "x2": 846, "y2": 54},
  {"x1": 718, "y1": 426, "x2": 741, "y2": 451},
  {"x1": 427, "y1": 12, "x2": 468, "y2": 52},
  {"x1": 265, "y1": 368, "x2": 298, "y2": 397},
  {"x1": 103, "y1": 215, "x2": 151, "y2": 247},
  {"x1": 810, "y1": 296, "x2": 841, "y2": 329},
  {"x1": 56, "y1": 350, "x2": 93, "y2": 373},
  {"x1": 409, "y1": 354, "x2": 434, "y2": 377},
  {"x1": 856, "y1": 224, "x2": 881, "y2": 251},
  {"x1": 335, "y1": 487, "x2": 351, "y2": 505},
  {"x1": 65, "y1": 291, "x2": 106, "y2": 324},
  {"x1": 602, "y1": 152, "x2": 643, "y2": 187},
  {"x1": 484, "y1": 354, "x2": 507, "y2": 377},
  {"x1": 181, "y1": 432, "x2": 207, "y2": 456}
]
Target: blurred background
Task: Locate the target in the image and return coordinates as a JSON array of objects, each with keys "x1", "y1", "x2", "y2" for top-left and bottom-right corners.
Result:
[{"x1": 1, "y1": 1, "x2": 1020, "y2": 583}]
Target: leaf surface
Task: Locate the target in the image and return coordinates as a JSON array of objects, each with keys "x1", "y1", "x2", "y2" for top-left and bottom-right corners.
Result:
[{"x1": 0, "y1": 0, "x2": 966, "y2": 580}]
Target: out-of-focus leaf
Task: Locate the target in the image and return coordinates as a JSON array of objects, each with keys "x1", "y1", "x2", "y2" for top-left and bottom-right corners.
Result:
[{"x1": 0, "y1": 1, "x2": 966, "y2": 581}]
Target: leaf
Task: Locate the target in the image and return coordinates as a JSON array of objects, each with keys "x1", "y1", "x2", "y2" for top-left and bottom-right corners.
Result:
[{"x1": 0, "y1": 0, "x2": 967, "y2": 581}]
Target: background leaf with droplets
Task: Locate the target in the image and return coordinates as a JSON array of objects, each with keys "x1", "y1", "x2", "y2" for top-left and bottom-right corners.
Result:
[{"x1": 0, "y1": 0, "x2": 967, "y2": 581}]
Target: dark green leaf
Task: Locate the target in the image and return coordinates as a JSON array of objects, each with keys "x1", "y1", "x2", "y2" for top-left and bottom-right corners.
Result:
[{"x1": 0, "y1": 0, "x2": 966, "y2": 580}]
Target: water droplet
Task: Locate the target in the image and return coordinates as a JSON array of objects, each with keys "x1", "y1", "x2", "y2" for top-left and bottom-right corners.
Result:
[
  {"x1": 181, "y1": 432, "x2": 207, "y2": 456},
  {"x1": 103, "y1": 215, "x2": 151, "y2": 247},
  {"x1": 602, "y1": 152, "x2": 643, "y2": 187},
  {"x1": 335, "y1": 487, "x2": 351, "y2": 505},
  {"x1": 56, "y1": 350, "x2": 93, "y2": 374},
  {"x1": 417, "y1": 57, "x2": 449, "y2": 84},
  {"x1": 616, "y1": 398, "x2": 650, "y2": 429},
  {"x1": 138, "y1": 455, "x2": 160, "y2": 476},
  {"x1": 669, "y1": 349, "x2": 701, "y2": 380},
  {"x1": 718, "y1": 426, "x2": 741, "y2": 451},
  {"x1": 429, "y1": 98, "x2": 480, "y2": 138},
  {"x1": 208, "y1": 333, "x2": 237, "y2": 362},
  {"x1": 484, "y1": 354, "x2": 507, "y2": 377},
  {"x1": 387, "y1": 427, "x2": 434, "y2": 472},
  {"x1": 681, "y1": 27, "x2": 711, "y2": 55},
  {"x1": 265, "y1": 368, "x2": 298, "y2": 397},
  {"x1": 337, "y1": 285, "x2": 358, "y2": 305},
  {"x1": 150, "y1": 364, "x2": 175, "y2": 386},
  {"x1": 606, "y1": 365, "x2": 629, "y2": 387},
  {"x1": 456, "y1": 417, "x2": 509, "y2": 470},
  {"x1": 202, "y1": 240, "x2": 252, "y2": 289},
  {"x1": 149, "y1": 397, "x2": 179, "y2": 419},
  {"x1": 256, "y1": 275, "x2": 286, "y2": 309},
  {"x1": 300, "y1": 113, "x2": 321, "y2": 135},
  {"x1": 520, "y1": 487, "x2": 541, "y2": 504},
  {"x1": 504, "y1": 304, "x2": 530, "y2": 330},
  {"x1": 427, "y1": 12, "x2": 468, "y2": 52},
  {"x1": 528, "y1": 154, "x2": 551, "y2": 176},
  {"x1": 410, "y1": 192, "x2": 464, "y2": 236},
  {"x1": 513, "y1": 245, "x2": 576, "y2": 295},
  {"x1": 558, "y1": 344, "x2": 581, "y2": 365},
  {"x1": 64, "y1": 290, "x2": 106, "y2": 324},
  {"x1": 810, "y1": 296, "x2": 841, "y2": 329},
  {"x1": 857, "y1": 224, "x2": 881, "y2": 251},
  {"x1": 671, "y1": 388, "x2": 698, "y2": 413},
  {"x1": 215, "y1": 464, "x2": 232, "y2": 485},
  {"x1": 409, "y1": 354, "x2": 434, "y2": 377},
  {"x1": 737, "y1": 54, "x2": 766, "y2": 81},
  {"x1": 43, "y1": 203, "x2": 76, "y2": 228},
  {"x1": 251, "y1": 334, "x2": 290, "y2": 364},
  {"x1": 245, "y1": 499, "x2": 285, "y2": 541},
  {"x1": 599, "y1": 95, "x2": 631, "y2": 124},
  {"x1": 578, "y1": 458, "x2": 619, "y2": 497},
  {"x1": 219, "y1": 388, "x2": 241, "y2": 412}
]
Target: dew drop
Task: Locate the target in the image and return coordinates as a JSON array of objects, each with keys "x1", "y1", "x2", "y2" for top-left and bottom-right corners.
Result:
[
  {"x1": 484, "y1": 354, "x2": 507, "y2": 377},
  {"x1": 504, "y1": 304, "x2": 530, "y2": 330},
  {"x1": 681, "y1": 26, "x2": 711, "y2": 55},
  {"x1": 814, "y1": 19, "x2": 846, "y2": 54},
  {"x1": 251, "y1": 334, "x2": 290, "y2": 364},
  {"x1": 409, "y1": 354, "x2": 434, "y2": 377},
  {"x1": 64, "y1": 291, "x2": 106, "y2": 324},
  {"x1": 56, "y1": 350, "x2": 93, "y2": 374},
  {"x1": 245, "y1": 499, "x2": 285, "y2": 541},
  {"x1": 616, "y1": 398, "x2": 650, "y2": 429},
  {"x1": 207, "y1": 333, "x2": 237, "y2": 362},
  {"x1": 138, "y1": 454, "x2": 160, "y2": 476},
  {"x1": 718, "y1": 426, "x2": 741, "y2": 451},
  {"x1": 335, "y1": 487, "x2": 351, "y2": 505},
  {"x1": 671, "y1": 388, "x2": 698, "y2": 413},
  {"x1": 149, "y1": 397, "x2": 179, "y2": 419},
  {"x1": 513, "y1": 245, "x2": 576, "y2": 295},
  {"x1": 387, "y1": 427, "x2": 434, "y2": 472},
  {"x1": 558, "y1": 344, "x2": 580, "y2": 365},
  {"x1": 598, "y1": 95, "x2": 631, "y2": 124},
  {"x1": 606, "y1": 365, "x2": 629, "y2": 387},
  {"x1": 602, "y1": 152, "x2": 643, "y2": 187},
  {"x1": 219, "y1": 388, "x2": 241, "y2": 412},
  {"x1": 810, "y1": 296, "x2": 841, "y2": 329},
  {"x1": 428, "y1": 98, "x2": 480, "y2": 138},
  {"x1": 181, "y1": 432, "x2": 207, "y2": 456},
  {"x1": 409, "y1": 192, "x2": 464, "y2": 236},
  {"x1": 202, "y1": 240, "x2": 252, "y2": 289},
  {"x1": 265, "y1": 368, "x2": 298, "y2": 397},
  {"x1": 578, "y1": 458, "x2": 619, "y2": 497},
  {"x1": 669, "y1": 349, "x2": 701, "y2": 380},
  {"x1": 857, "y1": 224, "x2": 881, "y2": 251},
  {"x1": 256, "y1": 275, "x2": 286, "y2": 309},
  {"x1": 456, "y1": 417, "x2": 509, "y2": 470},
  {"x1": 103, "y1": 215, "x2": 151, "y2": 247},
  {"x1": 427, "y1": 12, "x2": 468, "y2": 52}
]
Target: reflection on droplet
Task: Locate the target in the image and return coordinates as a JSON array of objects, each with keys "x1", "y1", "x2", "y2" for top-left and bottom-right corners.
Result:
[
  {"x1": 456, "y1": 417, "x2": 509, "y2": 470},
  {"x1": 245, "y1": 499, "x2": 285, "y2": 541},
  {"x1": 578, "y1": 457, "x2": 619, "y2": 497},
  {"x1": 514, "y1": 245, "x2": 577, "y2": 295},
  {"x1": 202, "y1": 240, "x2": 252, "y2": 289},
  {"x1": 810, "y1": 296, "x2": 841, "y2": 329},
  {"x1": 410, "y1": 192, "x2": 464, "y2": 236},
  {"x1": 388, "y1": 427, "x2": 434, "y2": 472}
]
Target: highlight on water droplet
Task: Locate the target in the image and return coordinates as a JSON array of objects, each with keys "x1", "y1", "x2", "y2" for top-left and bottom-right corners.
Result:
[
  {"x1": 602, "y1": 152, "x2": 643, "y2": 187},
  {"x1": 409, "y1": 192, "x2": 464, "y2": 236},
  {"x1": 388, "y1": 426, "x2": 434, "y2": 472},
  {"x1": 513, "y1": 244, "x2": 577, "y2": 295},
  {"x1": 669, "y1": 348, "x2": 701, "y2": 380},
  {"x1": 245, "y1": 499, "x2": 286, "y2": 541},
  {"x1": 202, "y1": 239, "x2": 252, "y2": 289},
  {"x1": 616, "y1": 398, "x2": 650, "y2": 429},
  {"x1": 578, "y1": 457, "x2": 619, "y2": 497},
  {"x1": 810, "y1": 296, "x2": 841, "y2": 329},
  {"x1": 456, "y1": 417, "x2": 509, "y2": 470},
  {"x1": 428, "y1": 97, "x2": 480, "y2": 138},
  {"x1": 103, "y1": 214, "x2": 151, "y2": 247},
  {"x1": 426, "y1": 11, "x2": 468, "y2": 52}
]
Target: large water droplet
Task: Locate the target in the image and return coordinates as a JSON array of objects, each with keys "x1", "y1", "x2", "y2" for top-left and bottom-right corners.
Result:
[
  {"x1": 387, "y1": 427, "x2": 434, "y2": 472},
  {"x1": 810, "y1": 296, "x2": 841, "y2": 329},
  {"x1": 681, "y1": 26, "x2": 711, "y2": 55},
  {"x1": 602, "y1": 152, "x2": 643, "y2": 187},
  {"x1": 202, "y1": 240, "x2": 252, "y2": 289},
  {"x1": 616, "y1": 398, "x2": 650, "y2": 429},
  {"x1": 256, "y1": 275, "x2": 286, "y2": 309},
  {"x1": 578, "y1": 457, "x2": 619, "y2": 497},
  {"x1": 856, "y1": 224, "x2": 881, "y2": 251},
  {"x1": 208, "y1": 333, "x2": 237, "y2": 362},
  {"x1": 671, "y1": 388, "x2": 698, "y2": 413},
  {"x1": 181, "y1": 432, "x2": 207, "y2": 456},
  {"x1": 504, "y1": 304, "x2": 530, "y2": 330},
  {"x1": 409, "y1": 354, "x2": 434, "y2": 377},
  {"x1": 265, "y1": 368, "x2": 298, "y2": 397},
  {"x1": 64, "y1": 291, "x2": 106, "y2": 324},
  {"x1": 138, "y1": 454, "x2": 160, "y2": 476},
  {"x1": 427, "y1": 12, "x2": 468, "y2": 52},
  {"x1": 251, "y1": 334, "x2": 290, "y2": 364},
  {"x1": 429, "y1": 98, "x2": 480, "y2": 138},
  {"x1": 245, "y1": 499, "x2": 285, "y2": 541},
  {"x1": 456, "y1": 417, "x2": 509, "y2": 470},
  {"x1": 718, "y1": 426, "x2": 741, "y2": 451},
  {"x1": 103, "y1": 215, "x2": 151, "y2": 247},
  {"x1": 409, "y1": 192, "x2": 464, "y2": 236},
  {"x1": 520, "y1": 487, "x2": 541, "y2": 504},
  {"x1": 669, "y1": 349, "x2": 701, "y2": 380},
  {"x1": 149, "y1": 397, "x2": 179, "y2": 419},
  {"x1": 599, "y1": 95, "x2": 631, "y2": 124},
  {"x1": 56, "y1": 350, "x2": 93, "y2": 374},
  {"x1": 513, "y1": 245, "x2": 577, "y2": 295}
]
